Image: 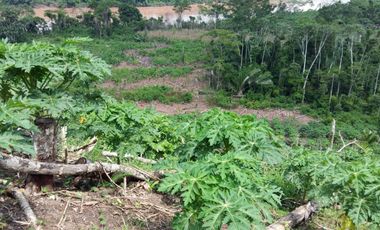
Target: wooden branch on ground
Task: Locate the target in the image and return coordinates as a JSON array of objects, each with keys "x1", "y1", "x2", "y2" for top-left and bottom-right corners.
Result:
[
  {"x1": 69, "y1": 137, "x2": 97, "y2": 154},
  {"x1": 0, "y1": 154, "x2": 159, "y2": 181},
  {"x1": 102, "y1": 151, "x2": 158, "y2": 164},
  {"x1": 124, "y1": 154, "x2": 157, "y2": 164},
  {"x1": 11, "y1": 189, "x2": 39, "y2": 229},
  {"x1": 337, "y1": 140, "x2": 358, "y2": 152},
  {"x1": 266, "y1": 201, "x2": 318, "y2": 230}
]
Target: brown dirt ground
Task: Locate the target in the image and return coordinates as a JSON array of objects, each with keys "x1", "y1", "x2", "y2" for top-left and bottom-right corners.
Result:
[
  {"x1": 103, "y1": 68, "x2": 206, "y2": 92},
  {"x1": 1, "y1": 182, "x2": 180, "y2": 230},
  {"x1": 33, "y1": 5, "x2": 202, "y2": 21},
  {"x1": 136, "y1": 99, "x2": 313, "y2": 124},
  {"x1": 103, "y1": 55, "x2": 313, "y2": 124}
]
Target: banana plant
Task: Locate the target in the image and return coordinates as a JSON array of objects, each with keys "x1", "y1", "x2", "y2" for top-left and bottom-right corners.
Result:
[{"x1": 237, "y1": 67, "x2": 273, "y2": 97}]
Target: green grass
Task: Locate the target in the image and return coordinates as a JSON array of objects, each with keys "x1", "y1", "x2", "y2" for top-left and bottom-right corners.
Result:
[
  {"x1": 141, "y1": 40, "x2": 208, "y2": 65},
  {"x1": 108, "y1": 86, "x2": 192, "y2": 104},
  {"x1": 35, "y1": 34, "x2": 158, "y2": 65},
  {"x1": 206, "y1": 91, "x2": 239, "y2": 109},
  {"x1": 110, "y1": 66, "x2": 193, "y2": 83},
  {"x1": 80, "y1": 37, "x2": 157, "y2": 65}
]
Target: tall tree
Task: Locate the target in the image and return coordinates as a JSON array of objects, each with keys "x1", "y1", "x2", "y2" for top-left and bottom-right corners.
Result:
[
  {"x1": 173, "y1": 0, "x2": 191, "y2": 28},
  {"x1": 118, "y1": 3, "x2": 143, "y2": 25}
]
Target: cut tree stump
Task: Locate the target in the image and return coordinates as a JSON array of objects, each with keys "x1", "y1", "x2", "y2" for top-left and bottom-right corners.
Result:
[
  {"x1": 27, "y1": 117, "x2": 58, "y2": 193},
  {"x1": 0, "y1": 154, "x2": 159, "y2": 181}
]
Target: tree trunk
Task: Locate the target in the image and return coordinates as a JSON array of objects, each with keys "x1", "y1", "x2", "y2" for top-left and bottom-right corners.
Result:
[
  {"x1": 348, "y1": 37, "x2": 354, "y2": 96},
  {"x1": 26, "y1": 118, "x2": 58, "y2": 193},
  {"x1": 328, "y1": 74, "x2": 335, "y2": 107},
  {"x1": 302, "y1": 33, "x2": 328, "y2": 103},
  {"x1": 374, "y1": 63, "x2": 380, "y2": 95},
  {"x1": 300, "y1": 34, "x2": 309, "y2": 75}
]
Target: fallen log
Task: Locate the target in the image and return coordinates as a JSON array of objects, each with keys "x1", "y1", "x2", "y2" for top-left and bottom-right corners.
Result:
[
  {"x1": 11, "y1": 188, "x2": 39, "y2": 229},
  {"x1": 0, "y1": 154, "x2": 159, "y2": 181},
  {"x1": 266, "y1": 201, "x2": 318, "y2": 230}
]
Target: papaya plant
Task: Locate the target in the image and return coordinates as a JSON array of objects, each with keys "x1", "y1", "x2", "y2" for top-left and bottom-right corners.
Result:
[
  {"x1": 0, "y1": 38, "x2": 110, "y2": 190},
  {"x1": 159, "y1": 151, "x2": 282, "y2": 229},
  {"x1": 284, "y1": 148, "x2": 380, "y2": 228},
  {"x1": 175, "y1": 109, "x2": 285, "y2": 164},
  {"x1": 74, "y1": 100, "x2": 183, "y2": 160}
]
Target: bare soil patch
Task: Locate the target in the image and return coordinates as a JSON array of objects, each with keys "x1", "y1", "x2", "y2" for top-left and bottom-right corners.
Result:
[
  {"x1": 136, "y1": 99, "x2": 313, "y2": 124},
  {"x1": 115, "y1": 50, "x2": 152, "y2": 69},
  {"x1": 33, "y1": 4, "x2": 202, "y2": 21},
  {"x1": 143, "y1": 29, "x2": 208, "y2": 41},
  {"x1": 103, "y1": 68, "x2": 206, "y2": 93},
  {"x1": 101, "y1": 66, "x2": 313, "y2": 123},
  {"x1": 1, "y1": 182, "x2": 179, "y2": 230}
]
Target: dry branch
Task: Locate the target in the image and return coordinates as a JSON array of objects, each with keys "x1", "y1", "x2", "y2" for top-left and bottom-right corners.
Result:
[
  {"x1": 266, "y1": 201, "x2": 318, "y2": 230},
  {"x1": 330, "y1": 119, "x2": 336, "y2": 149},
  {"x1": 102, "y1": 151, "x2": 158, "y2": 164},
  {"x1": 11, "y1": 189, "x2": 39, "y2": 229},
  {"x1": 337, "y1": 140, "x2": 358, "y2": 152},
  {"x1": 124, "y1": 154, "x2": 157, "y2": 164},
  {"x1": 0, "y1": 154, "x2": 159, "y2": 181},
  {"x1": 69, "y1": 137, "x2": 97, "y2": 154}
]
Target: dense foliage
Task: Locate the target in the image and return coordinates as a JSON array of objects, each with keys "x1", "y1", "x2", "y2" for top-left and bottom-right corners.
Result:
[{"x1": 0, "y1": 0, "x2": 379, "y2": 229}]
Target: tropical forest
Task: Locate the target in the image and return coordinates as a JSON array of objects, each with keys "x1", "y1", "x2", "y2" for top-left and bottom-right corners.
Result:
[{"x1": 0, "y1": 0, "x2": 379, "y2": 229}]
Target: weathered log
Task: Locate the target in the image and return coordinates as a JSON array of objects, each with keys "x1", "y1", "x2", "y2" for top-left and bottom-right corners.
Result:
[
  {"x1": 11, "y1": 189, "x2": 39, "y2": 229},
  {"x1": 266, "y1": 202, "x2": 318, "y2": 230},
  {"x1": 0, "y1": 154, "x2": 159, "y2": 181}
]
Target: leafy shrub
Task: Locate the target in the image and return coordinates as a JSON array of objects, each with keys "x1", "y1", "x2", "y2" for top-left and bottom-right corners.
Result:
[
  {"x1": 285, "y1": 149, "x2": 380, "y2": 228},
  {"x1": 300, "y1": 121, "x2": 330, "y2": 139},
  {"x1": 74, "y1": 100, "x2": 182, "y2": 159},
  {"x1": 159, "y1": 151, "x2": 282, "y2": 230},
  {"x1": 271, "y1": 118, "x2": 301, "y2": 146},
  {"x1": 175, "y1": 109, "x2": 285, "y2": 164},
  {"x1": 206, "y1": 91, "x2": 238, "y2": 109}
]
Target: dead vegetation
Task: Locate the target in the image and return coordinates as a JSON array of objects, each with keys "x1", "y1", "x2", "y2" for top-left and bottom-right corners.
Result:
[{"x1": 1, "y1": 182, "x2": 180, "y2": 230}]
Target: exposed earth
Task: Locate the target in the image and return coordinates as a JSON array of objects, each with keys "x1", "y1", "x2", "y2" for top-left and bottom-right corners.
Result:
[
  {"x1": 99, "y1": 46, "x2": 313, "y2": 124},
  {"x1": 1, "y1": 178, "x2": 179, "y2": 230}
]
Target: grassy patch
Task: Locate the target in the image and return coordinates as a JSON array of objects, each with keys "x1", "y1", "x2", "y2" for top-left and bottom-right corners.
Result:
[
  {"x1": 141, "y1": 40, "x2": 208, "y2": 65},
  {"x1": 80, "y1": 38, "x2": 156, "y2": 65},
  {"x1": 142, "y1": 29, "x2": 208, "y2": 41},
  {"x1": 110, "y1": 66, "x2": 193, "y2": 83},
  {"x1": 206, "y1": 91, "x2": 239, "y2": 109},
  {"x1": 111, "y1": 86, "x2": 193, "y2": 104}
]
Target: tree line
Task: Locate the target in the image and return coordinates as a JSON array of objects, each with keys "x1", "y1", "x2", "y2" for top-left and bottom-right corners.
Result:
[{"x1": 204, "y1": 0, "x2": 380, "y2": 115}]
